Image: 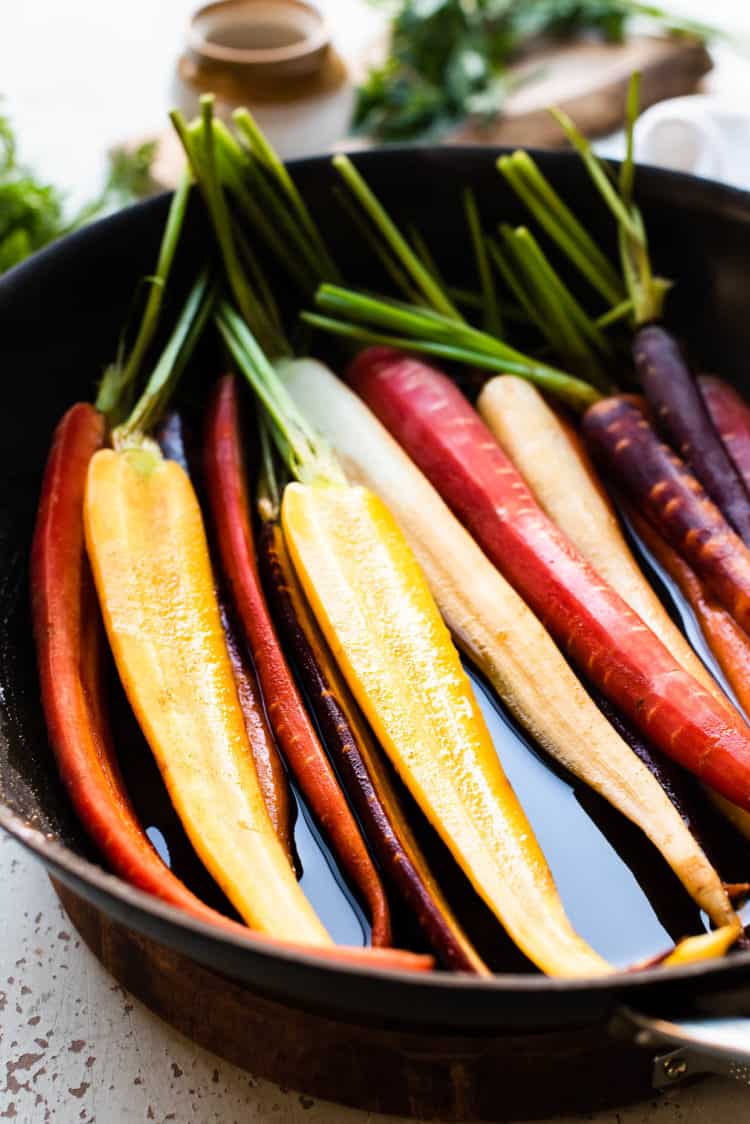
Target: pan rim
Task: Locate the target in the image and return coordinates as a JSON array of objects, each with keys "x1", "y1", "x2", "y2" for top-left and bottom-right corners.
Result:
[{"x1": 4, "y1": 145, "x2": 750, "y2": 1003}]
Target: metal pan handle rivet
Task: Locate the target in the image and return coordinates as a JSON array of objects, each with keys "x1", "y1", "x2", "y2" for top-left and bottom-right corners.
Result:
[{"x1": 612, "y1": 1008, "x2": 750, "y2": 1089}]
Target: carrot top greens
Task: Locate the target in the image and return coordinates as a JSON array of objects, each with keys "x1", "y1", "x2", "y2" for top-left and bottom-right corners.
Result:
[
  {"x1": 551, "y1": 73, "x2": 672, "y2": 325},
  {"x1": 95, "y1": 173, "x2": 192, "y2": 423},
  {"x1": 114, "y1": 269, "x2": 214, "y2": 450}
]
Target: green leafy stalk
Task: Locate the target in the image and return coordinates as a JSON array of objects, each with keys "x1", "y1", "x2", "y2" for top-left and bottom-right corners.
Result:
[
  {"x1": 114, "y1": 269, "x2": 214, "y2": 447},
  {"x1": 497, "y1": 150, "x2": 624, "y2": 306},
  {"x1": 332, "y1": 154, "x2": 462, "y2": 321},
  {"x1": 96, "y1": 171, "x2": 192, "y2": 420},
  {"x1": 551, "y1": 72, "x2": 671, "y2": 324},
  {"x1": 486, "y1": 237, "x2": 547, "y2": 338},
  {"x1": 464, "y1": 189, "x2": 502, "y2": 336},
  {"x1": 171, "y1": 99, "x2": 288, "y2": 356},
  {"x1": 302, "y1": 311, "x2": 599, "y2": 411},
  {"x1": 216, "y1": 301, "x2": 345, "y2": 486},
  {"x1": 211, "y1": 121, "x2": 319, "y2": 293},
  {"x1": 233, "y1": 107, "x2": 341, "y2": 284},
  {"x1": 408, "y1": 226, "x2": 444, "y2": 286},
  {"x1": 256, "y1": 414, "x2": 283, "y2": 523},
  {"x1": 307, "y1": 284, "x2": 600, "y2": 411},
  {"x1": 333, "y1": 185, "x2": 421, "y2": 303}
]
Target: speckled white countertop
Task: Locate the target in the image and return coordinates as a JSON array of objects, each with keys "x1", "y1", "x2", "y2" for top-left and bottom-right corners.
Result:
[{"x1": 3, "y1": 2, "x2": 750, "y2": 1121}]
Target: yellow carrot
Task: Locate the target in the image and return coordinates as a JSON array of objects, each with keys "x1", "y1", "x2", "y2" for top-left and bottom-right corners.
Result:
[
  {"x1": 282, "y1": 480, "x2": 611, "y2": 977},
  {"x1": 84, "y1": 444, "x2": 332, "y2": 946},
  {"x1": 478, "y1": 374, "x2": 750, "y2": 841},
  {"x1": 663, "y1": 921, "x2": 741, "y2": 967}
]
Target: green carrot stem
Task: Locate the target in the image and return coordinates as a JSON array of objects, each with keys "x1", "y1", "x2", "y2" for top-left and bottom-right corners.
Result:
[
  {"x1": 550, "y1": 108, "x2": 642, "y2": 241},
  {"x1": 235, "y1": 225, "x2": 284, "y2": 336},
  {"x1": 512, "y1": 227, "x2": 613, "y2": 359},
  {"x1": 551, "y1": 74, "x2": 670, "y2": 325},
  {"x1": 498, "y1": 151, "x2": 624, "y2": 306},
  {"x1": 463, "y1": 189, "x2": 502, "y2": 336},
  {"x1": 620, "y1": 71, "x2": 639, "y2": 205},
  {"x1": 596, "y1": 298, "x2": 634, "y2": 328},
  {"x1": 256, "y1": 414, "x2": 283, "y2": 523},
  {"x1": 115, "y1": 270, "x2": 213, "y2": 446},
  {"x1": 233, "y1": 107, "x2": 340, "y2": 282},
  {"x1": 332, "y1": 154, "x2": 461, "y2": 321},
  {"x1": 499, "y1": 225, "x2": 576, "y2": 362},
  {"x1": 315, "y1": 282, "x2": 593, "y2": 388},
  {"x1": 334, "y1": 186, "x2": 421, "y2": 302},
  {"x1": 95, "y1": 171, "x2": 192, "y2": 420},
  {"x1": 301, "y1": 312, "x2": 600, "y2": 411},
  {"x1": 216, "y1": 301, "x2": 344, "y2": 485},
  {"x1": 171, "y1": 99, "x2": 289, "y2": 355},
  {"x1": 487, "y1": 236, "x2": 550, "y2": 341},
  {"x1": 448, "y1": 286, "x2": 484, "y2": 310},
  {"x1": 316, "y1": 284, "x2": 459, "y2": 338},
  {"x1": 210, "y1": 120, "x2": 319, "y2": 291},
  {"x1": 408, "y1": 226, "x2": 444, "y2": 286}
]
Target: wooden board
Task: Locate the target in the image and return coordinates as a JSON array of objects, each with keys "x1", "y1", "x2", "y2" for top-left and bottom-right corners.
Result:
[
  {"x1": 452, "y1": 35, "x2": 712, "y2": 147},
  {"x1": 127, "y1": 35, "x2": 711, "y2": 190}
]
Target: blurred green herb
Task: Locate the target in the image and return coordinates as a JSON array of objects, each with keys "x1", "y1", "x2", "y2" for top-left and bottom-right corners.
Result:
[
  {"x1": 354, "y1": 0, "x2": 717, "y2": 142},
  {"x1": 0, "y1": 107, "x2": 156, "y2": 275}
]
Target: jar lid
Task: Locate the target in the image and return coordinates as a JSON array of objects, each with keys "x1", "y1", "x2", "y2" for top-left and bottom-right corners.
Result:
[{"x1": 188, "y1": 0, "x2": 331, "y2": 81}]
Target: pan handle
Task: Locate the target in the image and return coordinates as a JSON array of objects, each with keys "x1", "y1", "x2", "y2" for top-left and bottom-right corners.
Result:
[{"x1": 612, "y1": 1007, "x2": 750, "y2": 1089}]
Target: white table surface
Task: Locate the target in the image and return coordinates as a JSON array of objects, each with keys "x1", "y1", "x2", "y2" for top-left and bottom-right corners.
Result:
[{"x1": 3, "y1": 2, "x2": 750, "y2": 1121}]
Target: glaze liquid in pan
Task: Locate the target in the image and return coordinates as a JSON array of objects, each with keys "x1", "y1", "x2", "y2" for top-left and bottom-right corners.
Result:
[{"x1": 106, "y1": 503, "x2": 750, "y2": 969}]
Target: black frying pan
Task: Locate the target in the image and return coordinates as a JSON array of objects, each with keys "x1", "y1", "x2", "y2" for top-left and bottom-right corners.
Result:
[{"x1": 2, "y1": 147, "x2": 750, "y2": 1093}]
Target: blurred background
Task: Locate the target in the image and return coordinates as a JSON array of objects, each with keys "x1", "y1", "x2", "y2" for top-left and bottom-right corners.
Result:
[{"x1": 1, "y1": 0, "x2": 749, "y2": 271}]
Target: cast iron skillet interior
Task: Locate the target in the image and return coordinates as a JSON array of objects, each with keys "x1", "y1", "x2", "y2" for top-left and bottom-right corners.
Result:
[{"x1": 3, "y1": 147, "x2": 750, "y2": 1032}]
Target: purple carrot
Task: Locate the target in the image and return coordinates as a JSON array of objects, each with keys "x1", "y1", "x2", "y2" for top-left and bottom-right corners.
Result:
[
  {"x1": 699, "y1": 375, "x2": 750, "y2": 496},
  {"x1": 583, "y1": 394, "x2": 750, "y2": 645},
  {"x1": 634, "y1": 325, "x2": 750, "y2": 546}
]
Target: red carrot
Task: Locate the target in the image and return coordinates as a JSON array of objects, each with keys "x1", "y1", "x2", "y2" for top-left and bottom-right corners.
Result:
[
  {"x1": 633, "y1": 326, "x2": 750, "y2": 545},
  {"x1": 699, "y1": 375, "x2": 750, "y2": 496},
  {"x1": 156, "y1": 410, "x2": 296, "y2": 861},
  {"x1": 202, "y1": 374, "x2": 392, "y2": 947},
  {"x1": 348, "y1": 347, "x2": 750, "y2": 811},
  {"x1": 583, "y1": 394, "x2": 750, "y2": 638},
  {"x1": 31, "y1": 403, "x2": 250, "y2": 934}
]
